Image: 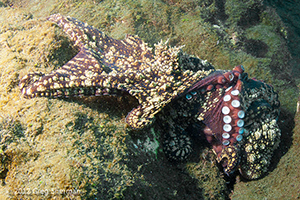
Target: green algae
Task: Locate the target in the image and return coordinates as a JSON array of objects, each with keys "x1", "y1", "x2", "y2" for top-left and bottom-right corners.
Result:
[
  {"x1": 0, "y1": 0, "x2": 298, "y2": 199},
  {"x1": 186, "y1": 149, "x2": 229, "y2": 200}
]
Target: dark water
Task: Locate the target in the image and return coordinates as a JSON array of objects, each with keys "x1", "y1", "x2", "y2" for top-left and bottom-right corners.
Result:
[{"x1": 264, "y1": 0, "x2": 300, "y2": 78}]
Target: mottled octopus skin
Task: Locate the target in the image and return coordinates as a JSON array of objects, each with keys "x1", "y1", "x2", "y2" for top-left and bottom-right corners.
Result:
[
  {"x1": 19, "y1": 14, "x2": 281, "y2": 180},
  {"x1": 19, "y1": 14, "x2": 214, "y2": 130},
  {"x1": 160, "y1": 66, "x2": 280, "y2": 179}
]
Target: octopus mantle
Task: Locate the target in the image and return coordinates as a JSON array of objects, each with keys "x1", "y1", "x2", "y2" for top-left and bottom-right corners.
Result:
[{"x1": 19, "y1": 14, "x2": 281, "y2": 180}]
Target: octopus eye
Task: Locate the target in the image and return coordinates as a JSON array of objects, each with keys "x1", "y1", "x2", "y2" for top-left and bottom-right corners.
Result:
[
  {"x1": 190, "y1": 91, "x2": 197, "y2": 95},
  {"x1": 229, "y1": 73, "x2": 234, "y2": 81},
  {"x1": 185, "y1": 93, "x2": 193, "y2": 100}
]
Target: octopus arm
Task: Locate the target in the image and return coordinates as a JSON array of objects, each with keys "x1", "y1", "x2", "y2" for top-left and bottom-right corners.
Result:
[
  {"x1": 19, "y1": 45, "x2": 139, "y2": 98},
  {"x1": 20, "y1": 14, "x2": 215, "y2": 130},
  {"x1": 48, "y1": 14, "x2": 154, "y2": 73}
]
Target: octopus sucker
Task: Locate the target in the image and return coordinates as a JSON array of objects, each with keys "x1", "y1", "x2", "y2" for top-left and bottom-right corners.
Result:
[{"x1": 19, "y1": 14, "x2": 281, "y2": 180}]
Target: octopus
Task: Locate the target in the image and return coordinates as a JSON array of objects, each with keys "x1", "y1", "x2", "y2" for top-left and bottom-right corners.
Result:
[{"x1": 19, "y1": 14, "x2": 281, "y2": 180}]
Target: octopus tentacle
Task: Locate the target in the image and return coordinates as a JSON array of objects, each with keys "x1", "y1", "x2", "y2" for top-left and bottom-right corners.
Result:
[
  {"x1": 20, "y1": 14, "x2": 214, "y2": 129},
  {"x1": 216, "y1": 145, "x2": 240, "y2": 176},
  {"x1": 237, "y1": 79, "x2": 280, "y2": 179},
  {"x1": 170, "y1": 65, "x2": 280, "y2": 177},
  {"x1": 163, "y1": 131, "x2": 193, "y2": 161}
]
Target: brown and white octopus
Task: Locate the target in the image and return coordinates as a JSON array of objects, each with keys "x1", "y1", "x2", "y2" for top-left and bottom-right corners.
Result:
[{"x1": 19, "y1": 14, "x2": 281, "y2": 179}]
